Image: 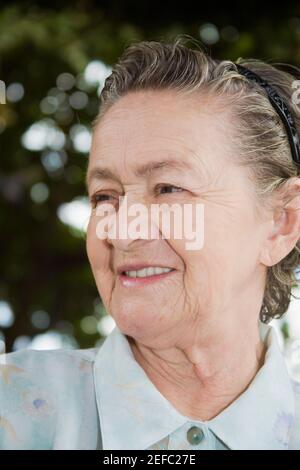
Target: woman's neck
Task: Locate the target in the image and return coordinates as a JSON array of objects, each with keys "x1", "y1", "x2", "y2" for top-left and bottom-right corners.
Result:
[{"x1": 127, "y1": 320, "x2": 266, "y2": 421}]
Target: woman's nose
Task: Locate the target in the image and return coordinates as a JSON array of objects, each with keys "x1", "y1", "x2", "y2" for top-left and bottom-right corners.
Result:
[{"x1": 106, "y1": 195, "x2": 159, "y2": 251}]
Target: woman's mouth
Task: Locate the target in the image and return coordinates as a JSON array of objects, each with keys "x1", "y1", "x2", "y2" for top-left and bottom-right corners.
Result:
[{"x1": 118, "y1": 266, "x2": 175, "y2": 287}]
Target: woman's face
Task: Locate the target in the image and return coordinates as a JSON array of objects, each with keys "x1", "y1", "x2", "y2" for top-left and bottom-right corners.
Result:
[{"x1": 86, "y1": 90, "x2": 267, "y2": 346}]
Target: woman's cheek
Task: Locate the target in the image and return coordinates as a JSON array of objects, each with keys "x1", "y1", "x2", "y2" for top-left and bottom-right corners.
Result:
[
  {"x1": 86, "y1": 215, "x2": 98, "y2": 267},
  {"x1": 86, "y1": 214, "x2": 110, "y2": 276}
]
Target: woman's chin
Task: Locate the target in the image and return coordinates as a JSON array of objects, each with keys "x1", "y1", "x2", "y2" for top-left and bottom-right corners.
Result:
[{"x1": 111, "y1": 306, "x2": 163, "y2": 337}]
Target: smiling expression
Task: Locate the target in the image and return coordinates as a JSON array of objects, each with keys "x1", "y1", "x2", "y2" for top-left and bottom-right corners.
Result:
[{"x1": 86, "y1": 89, "x2": 267, "y2": 345}]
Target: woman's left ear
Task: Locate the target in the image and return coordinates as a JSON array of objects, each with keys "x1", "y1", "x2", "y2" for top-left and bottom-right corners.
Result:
[{"x1": 259, "y1": 177, "x2": 300, "y2": 267}]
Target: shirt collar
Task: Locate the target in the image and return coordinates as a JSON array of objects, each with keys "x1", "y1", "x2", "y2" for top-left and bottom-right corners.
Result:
[
  {"x1": 94, "y1": 324, "x2": 187, "y2": 450},
  {"x1": 208, "y1": 321, "x2": 295, "y2": 450},
  {"x1": 94, "y1": 320, "x2": 295, "y2": 450}
]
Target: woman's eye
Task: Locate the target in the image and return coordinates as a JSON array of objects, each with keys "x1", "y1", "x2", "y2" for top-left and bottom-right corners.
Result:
[
  {"x1": 90, "y1": 193, "x2": 117, "y2": 208},
  {"x1": 156, "y1": 184, "x2": 184, "y2": 195}
]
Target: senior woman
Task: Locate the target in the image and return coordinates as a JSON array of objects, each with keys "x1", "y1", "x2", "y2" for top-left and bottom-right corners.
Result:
[{"x1": 1, "y1": 37, "x2": 300, "y2": 450}]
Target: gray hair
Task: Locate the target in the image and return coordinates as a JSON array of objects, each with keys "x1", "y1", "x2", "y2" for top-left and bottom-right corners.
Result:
[{"x1": 95, "y1": 35, "x2": 300, "y2": 323}]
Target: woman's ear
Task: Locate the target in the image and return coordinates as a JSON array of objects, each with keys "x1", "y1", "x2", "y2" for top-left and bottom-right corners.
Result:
[{"x1": 259, "y1": 177, "x2": 300, "y2": 267}]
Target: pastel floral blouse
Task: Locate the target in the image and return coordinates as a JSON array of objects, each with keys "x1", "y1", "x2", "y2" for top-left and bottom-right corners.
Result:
[{"x1": 0, "y1": 320, "x2": 299, "y2": 450}]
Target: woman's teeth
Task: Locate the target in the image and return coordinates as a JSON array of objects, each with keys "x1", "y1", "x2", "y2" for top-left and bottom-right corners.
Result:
[{"x1": 124, "y1": 267, "x2": 173, "y2": 278}]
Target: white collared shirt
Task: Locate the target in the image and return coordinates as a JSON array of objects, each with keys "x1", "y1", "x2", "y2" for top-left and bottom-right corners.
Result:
[{"x1": 0, "y1": 320, "x2": 300, "y2": 450}]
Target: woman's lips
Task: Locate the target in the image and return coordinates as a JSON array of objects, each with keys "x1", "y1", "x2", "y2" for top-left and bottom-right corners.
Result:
[{"x1": 118, "y1": 269, "x2": 176, "y2": 287}]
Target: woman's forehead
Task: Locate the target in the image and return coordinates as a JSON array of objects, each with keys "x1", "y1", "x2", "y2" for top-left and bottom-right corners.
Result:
[
  {"x1": 93, "y1": 88, "x2": 231, "y2": 145},
  {"x1": 89, "y1": 93, "x2": 234, "y2": 178}
]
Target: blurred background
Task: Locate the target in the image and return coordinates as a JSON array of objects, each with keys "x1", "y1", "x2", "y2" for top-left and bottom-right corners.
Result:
[{"x1": 1, "y1": 1, "x2": 300, "y2": 371}]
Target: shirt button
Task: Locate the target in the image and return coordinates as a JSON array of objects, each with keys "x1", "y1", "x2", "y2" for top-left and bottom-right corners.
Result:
[{"x1": 186, "y1": 426, "x2": 205, "y2": 445}]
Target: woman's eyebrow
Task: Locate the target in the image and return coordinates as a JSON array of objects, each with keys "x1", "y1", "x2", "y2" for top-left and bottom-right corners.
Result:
[
  {"x1": 86, "y1": 167, "x2": 119, "y2": 188},
  {"x1": 134, "y1": 159, "x2": 194, "y2": 177},
  {"x1": 86, "y1": 158, "x2": 195, "y2": 188}
]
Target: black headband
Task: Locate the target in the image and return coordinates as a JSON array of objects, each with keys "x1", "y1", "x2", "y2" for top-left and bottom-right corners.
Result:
[{"x1": 235, "y1": 63, "x2": 300, "y2": 167}]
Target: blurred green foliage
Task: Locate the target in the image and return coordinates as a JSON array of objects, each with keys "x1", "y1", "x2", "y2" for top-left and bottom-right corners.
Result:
[{"x1": 1, "y1": 1, "x2": 300, "y2": 351}]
